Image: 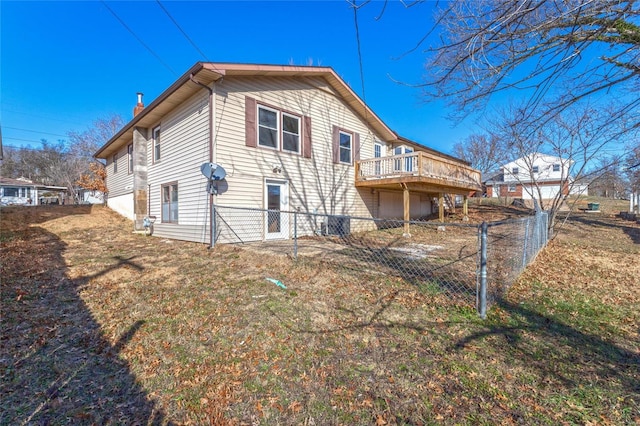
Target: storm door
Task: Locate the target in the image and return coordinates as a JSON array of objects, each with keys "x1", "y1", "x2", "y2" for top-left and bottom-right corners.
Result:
[{"x1": 264, "y1": 179, "x2": 289, "y2": 240}]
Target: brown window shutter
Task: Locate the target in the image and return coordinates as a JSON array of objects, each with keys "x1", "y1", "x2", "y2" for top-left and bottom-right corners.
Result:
[
  {"x1": 245, "y1": 96, "x2": 256, "y2": 147},
  {"x1": 353, "y1": 132, "x2": 360, "y2": 163},
  {"x1": 303, "y1": 116, "x2": 312, "y2": 159},
  {"x1": 332, "y1": 125, "x2": 339, "y2": 163}
]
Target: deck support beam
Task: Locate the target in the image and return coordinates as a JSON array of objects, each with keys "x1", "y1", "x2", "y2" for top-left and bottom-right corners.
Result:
[
  {"x1": 463, "y1": 195, "x2": 469, "y2": 221},
  {"x1": 402, "y1": 183, "x2": 411, "y2": 237},
  {"x1": 438, "y1": 192, "x2": 444, "y2": 222}
]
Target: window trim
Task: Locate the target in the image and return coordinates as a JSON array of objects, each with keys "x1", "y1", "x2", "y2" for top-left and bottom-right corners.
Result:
[
  {"x1": 532, "y1": 165, "x2": 539, "y2": 174},
  {"x1": 507, "y1": 183, "x2": 517, "y2": 192},
  {"x1": 281, "y1": 112, "x2": 301, "y2": 154},
  {"x1": 255, "y1": 102, "x2": 303, "y2": 155},
  {"x1": 374, "y1": 142, "x2": 382, "y2": 158},
  {"x1": 257, "y1": 104, "x2": 280, "y2": 150},
  {"x1": 113, "y1": 152, "x2": 118, "y2": 173},
  {"x1": 161, "y1": 181, "x2": 179, "y2": 224},
  {"x1": 338, "y1": 130, "x2": 353, "y2": 165},
  {"x1": 511, "y1": 167, "x2": 519, "y2": 175},
  {"x1": 553, "y1": 164, "x2": 560, "y2": 172},
  {"x1": 153, "y1": 126, "x2": 161, "y2": 163},
  {"x1": 127, "y1": 143, "x2": 134, "y2": 174}
]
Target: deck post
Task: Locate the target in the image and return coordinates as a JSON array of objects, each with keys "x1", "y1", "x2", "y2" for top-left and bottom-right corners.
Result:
[
  {"x1": 463, "y1": 195, "x2": 469, "y2": 221},
  {"x1": 438, "y1": 192, "x2": 444, "y2": 222},
  {"x1": 402, "y1": 183, "x2": 411, "y2": 237}
]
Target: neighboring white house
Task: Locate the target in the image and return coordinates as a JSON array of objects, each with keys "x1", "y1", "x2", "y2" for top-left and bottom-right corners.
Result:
[
  {"x1": 94, "y1": 62, "x2": 481, "y2": 244},
  {"x1": 0, "y1": 176, "x2": 67, "y2": 206},
  {"x1": 484, "y1": 153, "x2": 586, "y2": 202}
]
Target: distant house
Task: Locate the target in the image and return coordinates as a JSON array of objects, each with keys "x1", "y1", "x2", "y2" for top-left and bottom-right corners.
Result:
[
  {"x1": 484, "y1": 153, "x2": 585, "y2": 202},
  {"x1": 0, "y1": 177, "x2": 67, "y2": 206},
  {"x1": 94, "y1": 62, "x2": 481, "y2": 244},
  {"x1": 76, "y1": 188, "x2": 105, "y2": 204}
]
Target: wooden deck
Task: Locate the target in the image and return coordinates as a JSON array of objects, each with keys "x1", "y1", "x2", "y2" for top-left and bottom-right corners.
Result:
[{"x1": 355, "y1": 152, "x2": 482, "y2": 194}]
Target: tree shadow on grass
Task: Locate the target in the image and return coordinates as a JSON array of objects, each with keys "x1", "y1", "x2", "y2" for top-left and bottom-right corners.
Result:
[
  {"x1": 453, "y1": 300, "x2": 640, "y2": 398},
  {"x1": 568, "y1": 214, "x2": 640, "y2": 245},
  {"x1": 0, "y1": 207, "x2": 174, "y2": 425}
]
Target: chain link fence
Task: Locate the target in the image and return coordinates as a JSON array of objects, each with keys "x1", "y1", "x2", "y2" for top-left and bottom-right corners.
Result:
[{"x1": 213, "y1": 205, "x2": 548, "y2": 317}]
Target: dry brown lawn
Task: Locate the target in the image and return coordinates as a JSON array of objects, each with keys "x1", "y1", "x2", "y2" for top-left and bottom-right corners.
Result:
[{"x1": 1, "y1": 202, "x2": 638, "y2": 425}]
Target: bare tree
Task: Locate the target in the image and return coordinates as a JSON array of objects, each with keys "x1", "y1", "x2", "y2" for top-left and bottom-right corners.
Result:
[
  {"x1": 589, "y1": 156, "x2": 627, "y2": 198},
  {"x1": 422, "y1": 1, "x2": 640, "y2": 131},
  {"x1": 488, "y1": 103, "x2": 628, "y2": 231},
  {"x1": 68, "y1": 114, "x2": 124, "y2": 162},
  {"x1": 452, "y1": 133, "x2": 509, "y2": 175},
  {"x1": 0, "y1": 115, "x2": 123, "y2": 202},
  {"x1": 626, "y1": 142, "x2": 640, "y2": 189},
  {"x1": 69, "y1": 114, "x2": 123, "y2": 202}
]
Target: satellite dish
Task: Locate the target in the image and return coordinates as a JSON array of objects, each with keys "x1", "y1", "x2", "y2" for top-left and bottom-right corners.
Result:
[{"x1": 200, "y1": 162, "x2": 226, "y2": 181}]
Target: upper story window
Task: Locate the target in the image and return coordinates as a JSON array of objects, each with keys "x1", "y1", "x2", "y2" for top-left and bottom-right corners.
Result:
[
  {"x1": 128, "y1": 144, "x2": 134, "y2": 174},
  {"x1": 512, "y1": 167, "x2": 519, "y2": 175},
  {"x1": 153, "y1": 126, "x2": 161, "y2": 162},
  {"x1": 374, "y1": 143, "x2": 382, "y2": 158},
  {"x1": 258, "y1": 106, "x2": 278, "y2": 149},
  {"x1": 553, "y1": 164, "x2": 560, "y2": 172},
  {"x1": 282, "y1": 113, "x2": 300, "y2": 154},
  {"x1": 257, "y1": 105, "x2": 302, "y2": 154},
  {"x1": 331, "y1": 125, "x2": 359, "y2": 165},
  {"x1": 532, "y1": 165, "x2": 539, "y2": 174},
  {"x1": 339, "y1": 131, "x2": 352, "y2": 164},
  {"x1": 246, "y1": 97, "x2": 311, "y2": 158},
  {"x1": 113, "y1": 153, "x2": 118, "y2": 173}
]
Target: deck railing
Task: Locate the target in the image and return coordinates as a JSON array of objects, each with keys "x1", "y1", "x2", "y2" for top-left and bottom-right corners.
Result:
[{"x1": 356, "y1": 152, "x2": 482, "y2": 190}]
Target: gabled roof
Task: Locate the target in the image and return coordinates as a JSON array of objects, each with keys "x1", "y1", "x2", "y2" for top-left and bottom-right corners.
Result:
[
  {"x1": 0, "y1": 176, "x2": 66, "y2": 190},
  {"x1": 95, "y1": 62, "x2": 400, "y2": 159},
  {"x1": 502, "y1": 152, "x2": 571, "y2": 168},
  {"x1": 94, "y1": 62, "x2": 470, "y2": 166}
]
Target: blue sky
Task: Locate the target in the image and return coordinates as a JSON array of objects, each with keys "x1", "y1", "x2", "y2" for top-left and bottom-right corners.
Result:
[{"x1": 1, "y1": 0, "x2": 481, "y2": 155}]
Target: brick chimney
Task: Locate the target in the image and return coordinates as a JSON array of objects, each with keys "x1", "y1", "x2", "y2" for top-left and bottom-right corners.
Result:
[{"x1": 133, "y1": 92, "x2": 144, "y2": 117}]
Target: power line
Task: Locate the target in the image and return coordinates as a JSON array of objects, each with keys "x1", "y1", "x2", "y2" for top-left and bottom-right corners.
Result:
[
  {"x1": 350, "y1": 1, "x2": 367, "y2": 104},
  {"x1": 4, "y1": 137, "x2": 58, "y2": 144},
  {"x1": 3, "y1": 144, "x2": 50, "y2": 151},
  {"x1": 4, "y1": 126, "x2": 67, "y2": 138},
  {"x1": 100, "y1": 0, "x2": 178, "y2": 76},
  {"x1": 2, "y1": 109, "x2": 87, "y2": 126},
  {"x1": 155, "y1": 0, "x2": 210, "y2": 61}
]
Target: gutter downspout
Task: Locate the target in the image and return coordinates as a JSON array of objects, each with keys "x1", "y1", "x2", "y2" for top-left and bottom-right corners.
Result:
[{"x1": 190, "y1": 74, "x2": 218, "y2": 247}]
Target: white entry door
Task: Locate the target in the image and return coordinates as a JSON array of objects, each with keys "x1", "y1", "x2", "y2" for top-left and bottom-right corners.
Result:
[{"x1": 265, "y1": 179, "x2": 289, "y2": 240}]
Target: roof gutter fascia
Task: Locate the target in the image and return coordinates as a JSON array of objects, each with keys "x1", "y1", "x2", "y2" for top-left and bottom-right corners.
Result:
[
  {"x1": 395, "y1": 136, "x2": 471, "y2": 167},
  {"x1": 94, "y1": 62, "x2": 213, "y2": 158}
]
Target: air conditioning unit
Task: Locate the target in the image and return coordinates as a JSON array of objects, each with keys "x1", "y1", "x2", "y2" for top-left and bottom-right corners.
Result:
[{"x1": 322, "y1": 215, "x2": 350, "y2": 237}]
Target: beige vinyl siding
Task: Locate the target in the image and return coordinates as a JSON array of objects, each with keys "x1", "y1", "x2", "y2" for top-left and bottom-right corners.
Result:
[
  {"x1": 213, "y1": 76, "x2": 379, "y2": 223},
  {"x1": 147, "y1": 91, "x2": 211, "y2": 243},
  {"x1": 106, "y1": 145, "x2": 133, "y2": 198},
  {"x1": 378, "y1": 191, "x2": 432, "y2": 219}
]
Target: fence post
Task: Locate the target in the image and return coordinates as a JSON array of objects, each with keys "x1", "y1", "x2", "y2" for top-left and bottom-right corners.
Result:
[
  {"x1": 522, "y1": 218, "x2": 530, "y2": 270},
  {"x1": 211, "y1": 204, "x2": 216, "y2": 249},
  {"x1": 293, "y1": 211, "x2": 298, "y2": 259},
  {"x1": 478, "y1": 221, "x2": 488, "y2": 319}
]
